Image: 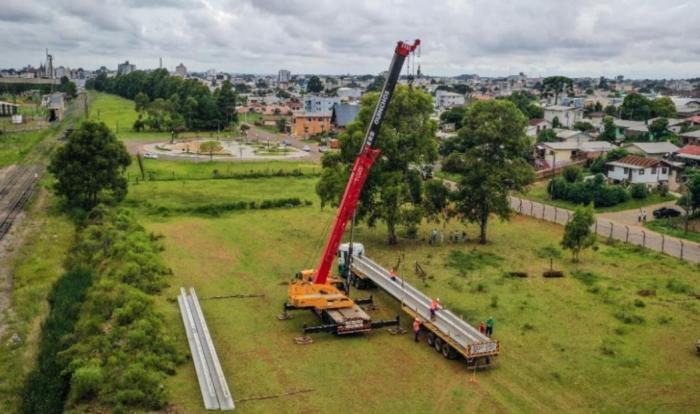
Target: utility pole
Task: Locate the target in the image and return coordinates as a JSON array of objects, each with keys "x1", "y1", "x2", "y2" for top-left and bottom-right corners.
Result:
[{"x1": 83, "y1": 92, "x2": 88, "y2": 118}]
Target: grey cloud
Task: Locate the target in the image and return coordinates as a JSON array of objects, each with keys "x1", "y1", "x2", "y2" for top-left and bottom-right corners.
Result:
[{"x1": 0, "y1": 0, "x2": 699, "y2": 78}]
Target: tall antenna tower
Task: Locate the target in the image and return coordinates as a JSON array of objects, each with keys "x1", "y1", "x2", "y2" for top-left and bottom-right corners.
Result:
[{"x1": 45, "y1": 48, "x2": 54, "y2": 79}]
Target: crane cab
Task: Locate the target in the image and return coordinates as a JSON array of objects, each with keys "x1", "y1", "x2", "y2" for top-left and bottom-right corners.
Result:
[{"x1": 337, "y1": 242, "x2": 364, "y2": 277}]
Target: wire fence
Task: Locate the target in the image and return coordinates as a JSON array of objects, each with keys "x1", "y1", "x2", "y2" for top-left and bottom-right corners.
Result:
[{"x1": 509, "y1": 196, "x2": 700, "y2": 265}]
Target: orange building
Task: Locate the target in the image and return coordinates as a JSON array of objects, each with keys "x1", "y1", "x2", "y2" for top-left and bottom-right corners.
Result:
[{"x1": 292, "y1": 112, "x2": 332, "y2": 137}]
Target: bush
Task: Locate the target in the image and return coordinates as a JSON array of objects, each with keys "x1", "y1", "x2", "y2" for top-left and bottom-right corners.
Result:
[
  {"x1": 629, "y1": 183, "x2": 648, "y2": 199},
  {"x1": 547, "y1": 173, "x2": 629, "y2": 207},
  {"x1": 69, "y1": 366, "x2": 103, "y2": 403},
  {"x1": 563, "y1": 165, "x2": 583, "y2": 183},
  {"x1": 442, "y1": 152, "x2": 466, "y2": 173},
  {"x1": 657, "y1": 183, "x2": 669, "y2": 197}
]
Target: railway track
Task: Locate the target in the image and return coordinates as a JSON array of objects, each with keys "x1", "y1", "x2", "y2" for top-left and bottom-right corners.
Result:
[{"x1": 0, "y1": 165, "x2": 42, "y2": 242}]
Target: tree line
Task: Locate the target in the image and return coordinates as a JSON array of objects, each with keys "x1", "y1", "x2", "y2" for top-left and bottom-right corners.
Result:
[{"x1": 87, "y1": 69, "x2": 237, "y2": 131}]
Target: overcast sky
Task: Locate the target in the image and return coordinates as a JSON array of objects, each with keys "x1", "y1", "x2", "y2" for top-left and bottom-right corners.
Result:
[{"x1": 1, "y1": 0, "x2": 699, "y2": 78}]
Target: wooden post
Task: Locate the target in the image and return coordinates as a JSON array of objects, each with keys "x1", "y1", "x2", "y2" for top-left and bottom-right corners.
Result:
[
  {"x1": 625, "y1": 226, "x2": 629, "y2": 243},
  {"x1": 680, "y1": 240, "x2": 684, "y2": 261},
  {"x1": 642, "y1": 231, "x2": 646, "y2": 248},
  {"x1": 554, "y1": 208, "x2": 558, "y2": 223},
  {"x1": 594, "y1": 219, "x2": 598, "y2": 234},
  {"x1": 661, "y1": 235, "x2": 665, "y2": 253},
  {"x1": 530, "y1": 201, "x2": 534, "y2": 216},
  {"x1": 609, "y1": 222, "x2": 614, "y2": 239},
  {"x1": 542, "y1": 204, "x2": 546, "y2": 219}
]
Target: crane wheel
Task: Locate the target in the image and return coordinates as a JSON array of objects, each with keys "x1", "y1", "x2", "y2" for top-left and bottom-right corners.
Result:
[
  {"x1": 427, "y1": 332, "x2": 435, "y2": 346},
  {"x1": 434, "y1": 337, "x2": 443, "y2": 353}
]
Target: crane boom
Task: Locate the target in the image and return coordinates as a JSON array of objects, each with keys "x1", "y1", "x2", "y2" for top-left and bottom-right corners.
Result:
[{"x1": 313, "y1": 39, "x2": 420, "y2": 285}]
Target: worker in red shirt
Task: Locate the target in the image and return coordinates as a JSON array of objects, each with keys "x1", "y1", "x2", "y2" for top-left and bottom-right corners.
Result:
[
  {"x1": 430, "y1": 298, "x2": 440, "y2": 320},
  {"x1": 389, "y1": 267, "x2": 398, "y2": 282},
  {"x1": 479, "y1": 321, "x2": 486, "y2": 335},
  {"x1": 412, "y1": 317, "x2": 421, "y2": 342}
]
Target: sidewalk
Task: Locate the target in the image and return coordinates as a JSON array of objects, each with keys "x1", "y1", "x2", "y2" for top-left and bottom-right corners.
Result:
[{"x1": 509, "y1": 196, "x2": 700, "y2": 264}]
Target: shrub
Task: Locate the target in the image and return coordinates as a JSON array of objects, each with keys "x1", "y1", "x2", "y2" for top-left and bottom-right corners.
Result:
[
  {"x1": 657, "y1": 183, "x2": 669, "y2": 197},
  {"x1": 69, "y1": 366, "x2": 103, "y2": 403},
  {"x1": 563, "y1": 165, "x2": 583, "y2": 183},
  {"x1": 629, "y1": 183, "x2": 648, "y2": 199},
  {"x1": 442, "y1": 152, "x2": 466, "y2": 173},
  {"x1": 633, "y1": 299, "x2": 646, "y2": 308}
]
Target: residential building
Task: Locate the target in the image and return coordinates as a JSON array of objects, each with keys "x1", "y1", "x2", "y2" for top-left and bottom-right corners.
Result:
[
  {"x1": 0, "y1": 101, "x2": 19, "y2": 117},
  {"x1": 536, "y1": 141, "x2": 614, "y2": 169},
  {"x1": 555, "y1": 129, "x2": 592, "y2": 143},
  {"x1": 292, "y1": 112, "x2": 332, "y2": 137},
  {"x1": 277, "y1": 69, "x2": 291, "y2": 88},
  {"x1": 606, "y1": 155, "x2": 680, "y2": 190},
  {"x1": 611, "y1": 119, "x2": 648, "y2": 139},
  {"x1": 303, "y1": 96, "x2": 340, "y2": 113},
  {"x1": 337, "y1": 87, "x2": 362, "y2": 100},
  {"x1": 526, "y1": 119, "x2": 549, "y2": 137},
  {"x1": 435, "y1": 90, "x2": 465, "y2": 109},
  {"x1": 624, "y1": 142, "x2": 679, "y2": 159},
  {"x1": 679, "y1": 129, "x2": 700, "y2": 146},
  {"x1": 331, "y1": 103, "x2": 360, "y2": 128},
  {"x1": 117, "y1": 60, "x2": 135, "y2": 75},
  {"x1": 675, "y1": 145, "x2": 700, "y2": 166},
  {"x1": 671, "y1": 97, "x2": 700, "y2": 117},
  {"x1": 543, "y1": 106, "x2": 583, "y2": 128},
  {"x1": 175, "y1": 63, "x2": 187, "y2": 78},
  {"x1": 42, "y1": 93, "x2": 65, "y2": 122}
]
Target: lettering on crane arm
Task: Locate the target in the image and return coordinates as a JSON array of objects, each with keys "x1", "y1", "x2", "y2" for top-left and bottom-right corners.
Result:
[{"x1": 374, "y1": 91, "x2": 391, "y2": 126}]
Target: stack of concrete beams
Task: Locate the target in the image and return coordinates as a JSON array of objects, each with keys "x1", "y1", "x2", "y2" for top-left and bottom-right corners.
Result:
[
  {"x1": 352, "y1": 256, "x2": 498, "y2": 355},
  {"x1": 178, "y1": 287, "x2": 235, "y2": 411}
]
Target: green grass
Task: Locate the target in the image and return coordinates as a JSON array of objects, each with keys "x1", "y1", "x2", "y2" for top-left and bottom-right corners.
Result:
[
  {"x1": 0, "y1": 129, "x2": 52, "y2": 168},
  {"x1": 524, "y1": 181, "x2": 677, "y2": 212},
  {"x1": 0, "y1": 189, "x2": 74, "y2": 413},
  {"x1": 121, "y1": 174, "x2": 700, "y2": 413},
  {"x1": 646, "y1": 217, "x2": 700, "y2": 244},
  {"x1": 126, "y1": 159, "x2": 320, "y2": 181},
  {"x1": 435, "y1": 170, "x2": 462, "y2": 183}
]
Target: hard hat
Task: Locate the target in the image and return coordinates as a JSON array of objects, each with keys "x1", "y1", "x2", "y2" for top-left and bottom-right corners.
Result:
[{"x1": 436, "y1": 298, "x2": 440, "y2": 302}]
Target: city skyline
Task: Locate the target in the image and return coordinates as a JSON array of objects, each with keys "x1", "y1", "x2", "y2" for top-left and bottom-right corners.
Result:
[{"x1": 1, "y1": 0, "x2": 699, "y2": 78}]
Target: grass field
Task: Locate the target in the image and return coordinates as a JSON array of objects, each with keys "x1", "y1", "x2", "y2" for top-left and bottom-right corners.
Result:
[
  {"x1": 0, "y1": 128, "x2": 52, "y2": 168},
  {"x1": 524, "y1": 180, "x2": 677, "y2": 213},
  {"x1": 124, "y1": 173, "x2": 700, "y2": 413},
  {"x1": 646, "y1": 217, "x2": 700, "y2": 244}
]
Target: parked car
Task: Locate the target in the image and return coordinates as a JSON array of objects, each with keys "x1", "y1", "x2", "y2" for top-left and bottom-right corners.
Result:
[
  {"x1": 653, "y1": 207, "x2": 681, "y2": 219},
  {"x1": 144, "y1": 152, "x2": 159, "y2": 159},
  {"x1": 302, "y1": 145, "x2": 311, "y2": 152},
  {"x1": 318, "y1": 146, "x2": 328, "y2": 153},
  {"x1": 420, "y1": 165, "x2": 434, "y2": 180}
]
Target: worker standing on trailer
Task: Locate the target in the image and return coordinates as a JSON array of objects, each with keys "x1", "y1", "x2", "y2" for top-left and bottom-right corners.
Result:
[
  {"x1": 413, "y1": 317, "x2": 421, "y2": 342},
  {"x1": 486, "y1": 317, "x2": 495, "y2": 337},
  {"x1": 389, "y1": 267, "x2": 398, "y2": 282},
  {"x1": 430, "y1": 298, "x2": 440, "y2": 320},
  {"x1": 479, "y1": 321, "x2": 486, "y2": 334}
]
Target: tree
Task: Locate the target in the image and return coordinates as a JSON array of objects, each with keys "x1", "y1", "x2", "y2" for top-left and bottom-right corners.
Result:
[
  {"x1": 600, "y1": 115, "x2": 617, "y2": 142},
  {"x1": 651, "y1": 96, "x2": 676, "y2": 118},
  {"x1": 537, "y1": 128, "x2": 557, "y2": 143},
  {"x1": 573, "y1": 121, "x2": 595, "y2": 132},
  {"x1": 677, "y1": 173, "x2": 700, "y2": 232},
  {"x1": 503, "y1": 91, "x2": 543, "y2": 119},
  {"x1": 594, "y1": 101, "x2": 603, "y2": 112},
  {"x1": 307, "y1": 76, "x2": 323, "y2": 93},
  {"x1": 603, "y1": 104, "x2": 618, "y2": 117},
  {"x1": 563, "y1": 165, "x2": 583, "y2": 183},
  {"x1": 620, "y1": 93, "x2": 652, "y2": 121},
  {"x1": 451, "y1": 100, "x2": 535, "y2": 244},
  {"x1": 57, "y1": 76, "x2": 78, "y2": 98},
  {"x1": 316, "y1": 85, "x2": 437, "y2": 244},
  {"x1": 366, "y1": 75, "x2": 385, "y2": 92},
  {"x1": 561, "y1": 204, "x2": 596, "y2": 262},
  {"x1": 48, "y1": 121, "x2": 131, "y2": 210},
  {"x1": 214, "y1": 80, "x2": 238, "y2": 126},
  {"x1": 551, "y1": 116, "x2": 561, "y2": 128},
  {"x1": 542, "y1": 76, "x2": 573, "y2": 105},
  {"x1": 422, "y1": 180, "x2": 451, "y2": 225},
  {"x1": 649, "y1": 118, "x2": 669, "y2": 138},
  {"x1": 134, "y1": 92, "x2": 149, "y2": 113},
  {"x1": 439, "y1": 105, "x2": 468, "y2": 129}
]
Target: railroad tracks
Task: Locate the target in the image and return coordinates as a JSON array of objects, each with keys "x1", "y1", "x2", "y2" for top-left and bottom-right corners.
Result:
[{"x1": 0, "y1": 165, "x2": 42, "y2": 242}]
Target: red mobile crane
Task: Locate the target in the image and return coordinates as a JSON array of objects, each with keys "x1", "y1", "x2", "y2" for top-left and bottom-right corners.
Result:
[{"x1": 283, "y1": 39, "x2": 420, "y2": 335}]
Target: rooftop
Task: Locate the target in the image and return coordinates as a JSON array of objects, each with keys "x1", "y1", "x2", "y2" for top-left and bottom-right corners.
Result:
[
  {"x1": 607, "y1": 155, "x2": 666, "y2": 168},
  {"x1": 625, "y1": 141, "x2": 679, "y2": 154},
  {"x1": 676, "y1": 145, "x2": 700, "y2": 160}
]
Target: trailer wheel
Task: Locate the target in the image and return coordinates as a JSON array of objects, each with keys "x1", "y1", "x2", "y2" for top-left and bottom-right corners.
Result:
[
  {"x1": 434, "y1": 337, "x2": 443, "y2": 353},
  {"x1": 427, "y1": 332, "x2": 435, "y2": 346},
  {"x1": 441, "y1": 342, "x2": 458, "y2": 360}
]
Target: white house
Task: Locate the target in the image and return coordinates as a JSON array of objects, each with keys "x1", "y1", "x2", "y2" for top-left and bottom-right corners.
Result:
[
  {"x1": 435, "y1": 90, "x2": 465, "y2": 109},
  {"x1": 337, "y1": 87, "x2": 362, "y2": 100},
  {"x1": 303, "y1": 96, "x2": 341, "y2": 113},
  {"x1": 526, "y1": 119, "x2": 549, "y2": 137},
  {"x1": 544, "y1": 105, "x2": 583, "y2": 128},
  {"x1": 606, "y1": 155, "x2": 680, "y2": 190},
  {"x1": 537, "y1": 141, "x2": 614, "y2": 169},
  {"x1": 555, "y1": 129, "x2": 592, "y2": 143}
]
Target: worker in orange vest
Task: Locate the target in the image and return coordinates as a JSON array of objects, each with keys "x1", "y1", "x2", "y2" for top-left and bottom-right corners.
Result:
[
  {"x1": 389, "y1": 267, "x2": 398, "y2": 282},
  {"x1": 430, "y1": 298, "x2": 440, "y2": 320},
  {"x1": 413, "y1": 317, "x2": 421, "y2": 342}
]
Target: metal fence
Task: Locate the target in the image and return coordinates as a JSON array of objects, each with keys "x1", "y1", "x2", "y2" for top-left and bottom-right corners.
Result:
[{"x1": 509, "y1": 196, "x2": 700, "y2": 264}]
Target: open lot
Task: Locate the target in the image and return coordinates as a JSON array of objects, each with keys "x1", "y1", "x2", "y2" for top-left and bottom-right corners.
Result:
[{"x1": 124, "y1": 171, "x2": 700, "y2": 413}]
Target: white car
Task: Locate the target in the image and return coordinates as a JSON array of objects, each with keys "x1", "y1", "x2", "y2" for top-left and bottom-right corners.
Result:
[
  {"x1": 318, "y1": 146, "x2": 329, "y2": 153},
  {"x1": 144, "y1": 152, "x2": 158, "y2": 159},
  {"x1": 302, "y1": 145, "x2": 311, "y2": 152}
]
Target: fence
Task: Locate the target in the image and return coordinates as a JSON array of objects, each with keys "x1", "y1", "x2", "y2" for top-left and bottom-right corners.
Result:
[{"x1": 509, "y1": 196, "x2": 700, "y2": 264}]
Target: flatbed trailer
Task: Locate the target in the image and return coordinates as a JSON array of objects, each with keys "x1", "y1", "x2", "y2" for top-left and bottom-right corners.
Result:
[{"x1": 350, "y1": 253, "x2": 500, "y2": 367}]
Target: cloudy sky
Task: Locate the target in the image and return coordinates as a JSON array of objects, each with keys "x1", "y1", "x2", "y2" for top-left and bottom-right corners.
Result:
[{"x1": 1, "y1": 0, "x2": 699, "y2": 78}]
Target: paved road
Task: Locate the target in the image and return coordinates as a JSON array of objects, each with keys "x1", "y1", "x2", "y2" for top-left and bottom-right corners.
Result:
[
  {"x1": 597, "y1": 200, "x2": 679, "y2": 227},
  {"x1": 510, "y1": 195, "x2": 700, "y2": 264}
]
